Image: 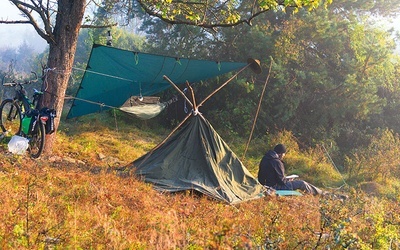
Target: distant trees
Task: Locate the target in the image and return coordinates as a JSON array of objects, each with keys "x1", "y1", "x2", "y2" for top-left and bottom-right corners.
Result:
[
  {"x1": 0, "y1": 41, "x2": 37, "y2": 75},
  {"x1": 266, "y1": 3, "x2": 400, "y2": 153},
  {"x1": 268, "y1": 9, "x2": 399, "y2": 145}
]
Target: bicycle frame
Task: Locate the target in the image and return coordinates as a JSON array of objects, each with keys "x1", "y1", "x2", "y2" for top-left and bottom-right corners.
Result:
[
  {"x1": 1, "y1": 71, "x2": 51, "y2": 158},
  {"x1": 7, "y1": 83, "x2": 44, "y2": 133}
]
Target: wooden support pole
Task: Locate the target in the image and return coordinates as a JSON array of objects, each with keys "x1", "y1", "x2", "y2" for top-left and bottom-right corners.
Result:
[
  {"x1": 163, "y1": 75, "x2": 193, "y2": 108},
  {"x1": 186, "y1": 81, "x2": 197, "y2": 112},
  {"x1": 198, "y1": 63, "x2": 251, "y2": 108}
]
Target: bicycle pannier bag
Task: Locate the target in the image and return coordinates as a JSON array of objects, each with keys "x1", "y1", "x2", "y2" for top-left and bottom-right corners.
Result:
[
  {"x1": 40, "y1": 108, "x2": 57, "y2": 134},
  {"x1": 22, "y1": 117, "x2": 32, "y2": 135}
]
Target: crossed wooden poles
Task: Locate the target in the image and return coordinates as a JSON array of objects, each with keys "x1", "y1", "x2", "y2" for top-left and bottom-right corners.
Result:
[{"x1": 135, "y1": 58, "x2": 261, "y2": 166}]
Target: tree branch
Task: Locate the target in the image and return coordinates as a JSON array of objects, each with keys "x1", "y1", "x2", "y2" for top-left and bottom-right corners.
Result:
[
  {"x1": 136, "y1": 0, "x2": 295, "y2": 29},
  {"x1": 81, "y1": 23, "x2": 118, "y2": 29},
  {"x1": 137, "y1": 0, "x2": 262, "y2": 29},
  {"x1": 0, "y1": 20, "x2": 31, "y2": 24},
  {"x1": 8, "y1": 0, "x2": 55, "y2": 43}
]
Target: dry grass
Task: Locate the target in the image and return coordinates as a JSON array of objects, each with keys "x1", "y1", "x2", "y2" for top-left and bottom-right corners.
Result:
[
  {"x1": 0, "y1": 112, "x2": 399, "y2": 249},
  {"x1": 0, "y1": 161, "x2": 323, "y2": 249}
]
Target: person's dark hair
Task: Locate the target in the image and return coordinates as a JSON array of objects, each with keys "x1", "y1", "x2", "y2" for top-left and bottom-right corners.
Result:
[{"x1": 274, "y1": 144, "x2": 287, "y2": 154}]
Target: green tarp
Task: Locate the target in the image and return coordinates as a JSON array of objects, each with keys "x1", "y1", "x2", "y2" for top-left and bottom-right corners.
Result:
[
  {"x1": 67, "y1": 44, "x2": 247, "y2": 118},
  {"x1": 132, "y1": 115, "x2": 265, "y2": 204}
]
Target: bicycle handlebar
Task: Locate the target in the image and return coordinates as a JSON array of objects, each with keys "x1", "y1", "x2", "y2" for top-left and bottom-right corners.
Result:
[{"x1": 2, "y1": 71, "x2": 39, "y2": 87}]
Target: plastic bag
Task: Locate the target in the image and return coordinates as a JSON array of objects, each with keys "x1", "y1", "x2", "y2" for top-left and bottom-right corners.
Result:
[{"x1": 8, "y1": 135, "x2": 29, "y2": 155}]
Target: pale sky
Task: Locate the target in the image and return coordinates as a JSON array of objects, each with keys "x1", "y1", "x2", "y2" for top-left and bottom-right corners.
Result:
[{"x1": 0, "y1": 1, "x2": 47, "y2": 52}]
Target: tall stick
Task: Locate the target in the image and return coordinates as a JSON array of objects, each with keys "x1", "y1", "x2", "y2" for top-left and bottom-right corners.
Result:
[{"x1": 243, "y1": 59, "x2": 273, "y2": 159}]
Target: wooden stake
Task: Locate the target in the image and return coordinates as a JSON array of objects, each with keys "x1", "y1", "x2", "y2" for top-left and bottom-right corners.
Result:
[{"x1": 243, "y1": 59, "x2": 273, "y2": 159}]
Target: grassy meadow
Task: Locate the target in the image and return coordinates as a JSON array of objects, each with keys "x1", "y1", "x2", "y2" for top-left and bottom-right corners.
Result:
[{"x1": 0, "y1": 111, "x2": 399, "y2": 249}]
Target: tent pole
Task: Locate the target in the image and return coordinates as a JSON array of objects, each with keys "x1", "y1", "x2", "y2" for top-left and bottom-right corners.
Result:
[
  {"x1": 198, "y1": 63, "x2": 251, "y2": 107},
  {"x1": 186, "y1": 81, "x2": 197, "y2": 111},
  {"x1": 163, "y1": 75, "x2": 193, "y2": 108}
]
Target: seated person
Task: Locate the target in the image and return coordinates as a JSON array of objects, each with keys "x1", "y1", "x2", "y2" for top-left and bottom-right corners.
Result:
[{"x1": 257, "y1": 144, "x2": 323, "y2": 195}]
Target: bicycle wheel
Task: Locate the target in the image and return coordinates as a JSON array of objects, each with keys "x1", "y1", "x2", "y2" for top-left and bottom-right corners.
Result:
[
  {"x1": 28, "y1": 119, "x2": 45, "y2": 158},
  {"x1": 0, "y1": 99, "x2": 22, "y2": 137}
]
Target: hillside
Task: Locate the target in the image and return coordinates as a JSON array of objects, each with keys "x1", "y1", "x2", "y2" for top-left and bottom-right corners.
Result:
[{"x1": 0, "y1": 112, "x2": 399, "y2": 249}]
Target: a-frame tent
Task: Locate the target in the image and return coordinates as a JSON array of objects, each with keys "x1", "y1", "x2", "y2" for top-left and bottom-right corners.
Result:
[
  {"x1": 132, "y1": 60, "x2": 265, "y2": 204},
  {"x1": 133, "y1": 114, "x2": 265, "y2": 204}
]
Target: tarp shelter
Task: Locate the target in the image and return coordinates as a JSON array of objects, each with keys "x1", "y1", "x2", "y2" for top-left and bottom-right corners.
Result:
[
  {"x1": 131, "y1": 58, "x2": 264, "y2": 204},
  {"x1": 133, "y1": 114, "x2": 265, "y2": 204},
  {"x1": 69, "y1": 44, "x2": 265, "y2": 203},
  {"x1": 67, "y1": 44, "x2": 247, "y2": 119}
]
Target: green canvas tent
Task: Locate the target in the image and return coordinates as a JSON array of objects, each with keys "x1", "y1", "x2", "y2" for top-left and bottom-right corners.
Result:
[
  {"x1": 131, "y1": 57, "x2": 264, "y2": 204},
  {"x1": 132, "y1": 114, "x2": 265, "y2": 204},
  {"x1": 67, "y1": 44, "x2": 247, "y2": 119}
]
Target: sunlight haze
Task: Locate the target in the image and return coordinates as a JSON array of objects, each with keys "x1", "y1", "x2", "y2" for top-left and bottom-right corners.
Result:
[{"x1": 0, "y1": 1, "x2": 47, "y2": 52}]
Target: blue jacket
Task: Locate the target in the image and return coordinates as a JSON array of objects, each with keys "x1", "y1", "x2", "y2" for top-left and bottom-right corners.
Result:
[{"x1": 257, "y1": 150, "x2": 287, "y2": 187}]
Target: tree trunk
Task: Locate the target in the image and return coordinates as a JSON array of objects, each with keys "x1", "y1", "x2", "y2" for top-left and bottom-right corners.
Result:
[{"x1": 42, "y1": 0, "x2": 86, "y2": 155}]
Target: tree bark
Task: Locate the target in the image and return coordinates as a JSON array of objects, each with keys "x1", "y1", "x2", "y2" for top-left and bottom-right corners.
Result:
[{"x1": 42, "y1": 0, "x2": 86, "y2": 154}]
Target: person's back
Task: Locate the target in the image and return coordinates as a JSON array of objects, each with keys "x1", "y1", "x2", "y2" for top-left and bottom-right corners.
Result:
[
  {"x1": 258, "y1": 144, "x2": 325, "y2": 195},
  {"x1": 257, "y1": 150, "x2": 286, "y2": 187}
]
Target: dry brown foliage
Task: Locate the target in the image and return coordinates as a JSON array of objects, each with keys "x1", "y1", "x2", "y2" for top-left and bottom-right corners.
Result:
[{"x1": 0, "y1": 113, "x2": 399, "y2": 249}]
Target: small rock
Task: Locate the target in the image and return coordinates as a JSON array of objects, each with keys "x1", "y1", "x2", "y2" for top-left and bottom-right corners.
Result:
[{"x1": 98, "y1": 153, "x2": 106, "y2": 160}]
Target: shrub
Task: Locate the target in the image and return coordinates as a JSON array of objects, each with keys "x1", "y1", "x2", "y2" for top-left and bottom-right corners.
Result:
[{"x1": 344, "y1": 129, "x2": 400, "y2": 200}]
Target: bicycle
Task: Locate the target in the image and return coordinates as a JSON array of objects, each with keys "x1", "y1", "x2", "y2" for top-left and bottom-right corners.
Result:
[{"x1": 0, "y1": 70, "x2": 56, "y2": 158}]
